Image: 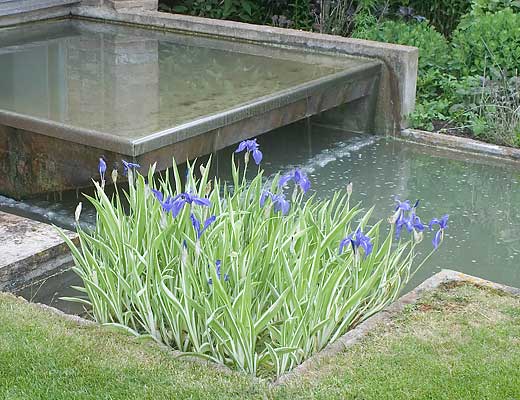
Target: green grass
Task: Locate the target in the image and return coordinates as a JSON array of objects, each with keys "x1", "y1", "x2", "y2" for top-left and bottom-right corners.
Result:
[{"x1": 1, "y1": 283, "x2": 519, "y2": 399}]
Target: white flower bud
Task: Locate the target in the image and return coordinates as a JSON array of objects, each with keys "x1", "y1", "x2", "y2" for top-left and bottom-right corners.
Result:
[
  {"x1": 347, "y1": 182, "x2": 353, "y2": 196},
  {"x1": 111, "y1": 169, "x2": 118, "y2": 185},
  {"x1": 74, "y1": 202, "x2": 82, "y2": 223},
  {"x1": 413, "y1": 230, "x2": 423, "y2": 244}
]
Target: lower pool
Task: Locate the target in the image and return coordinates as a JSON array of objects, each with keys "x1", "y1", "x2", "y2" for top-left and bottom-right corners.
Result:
[{"x1": 8, "y1": 121, "x2": 520, "y2": 314}]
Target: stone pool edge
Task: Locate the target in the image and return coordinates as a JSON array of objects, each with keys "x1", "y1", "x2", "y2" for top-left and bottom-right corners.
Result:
[
  {"x1": 398, "y1": 128, "x2": 520, "y2": 163},
  {"x1": 272, "y1": 269, "x2": 520, "y2": 386}
]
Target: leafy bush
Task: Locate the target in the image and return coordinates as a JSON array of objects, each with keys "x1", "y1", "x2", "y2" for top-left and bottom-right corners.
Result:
[
  {"x1": 390, "y1": 0, "x2": 471, "y2": 36},
  {"x1": 159, "y1": 0, "x2": 319, "y2": 29},
  {"x1": 61, "y1": 143, "x2": 447, "y2": 377},
  {"x1": 353, "y1": 20, "x2": 450, "y2": 101},
  {"x1": 459, "y1": 74, "x2": 520, "y2": 147},
  {"x1": 451, "y1": 8, "x2": 520, "y2": 77},
  {"x1": 159, "y1": 0, "x2": 266, "y2": 24},
  {"x1": 470, "y1": 0, "x2": 520, "y2": 15}
]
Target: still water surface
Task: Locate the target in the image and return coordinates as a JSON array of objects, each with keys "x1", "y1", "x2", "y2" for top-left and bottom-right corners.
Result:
[
  {"x1": 10, "y1": 122, "x2": 520, "y2": 313},
  {"x1": 0, "y1": 19, "x2": 349, "y2": 138}
]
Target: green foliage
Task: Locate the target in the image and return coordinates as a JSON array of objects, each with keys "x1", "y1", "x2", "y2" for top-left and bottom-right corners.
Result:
[
  {"x1": 461, "y1": 74, "x2": 520, "y2": 147},
  {"x1": 352, "y1": 20, "x2": 450, "y2": 101},
  {"x1": 392, "y1": 0, "x2": 471, "y2": 36},
  {"x1": 159, "y1": 0, "x2": 266, "y2": 23},
  {"x1": 470, "y1": 0, "x2": 520, "y2": 15},
  {"x1": 61, "y1": 155, "x2": 440, "y2": 377},
  {"x1": 451, "y1": 9, "x2": 520, "y2": 77}
]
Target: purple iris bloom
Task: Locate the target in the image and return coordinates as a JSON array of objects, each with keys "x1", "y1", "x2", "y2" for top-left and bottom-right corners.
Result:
[
  {"x1": 278, "y1": 169, "x2": 311, "y2": 194},
  {"x1": 235, "y1": 139, "x2": 263, "y2": 165},
  {"x1": 98, "y1": 157, "x2": 107, "y2": 180},
  {"x1": 152, "y1": 189, "x2": 210, "y2": 217},
  {"x1": 260, "y1": 190, "x2": 290, "y2": 215},
  {"x1": 339, "y1": 228, "x2": 373, "y2": 257},
  {"x1": 429, "y1": 214, "x2": 449, "y2": 249},
  {"x1": 122, "y1": 160, "x2": 141, "y2": 175},
  {"x1": 190, "y1": 213, "x2": 216, "y2": 239},
  {"x1": 395, "y1": 212, "x2": 425, "y2": 239},
  {"x1": 395, "y1": 198, "x2": 412, "y2": 212},
  {"x1": 208, "y1": 260, "x2": 229, "y2": 285}
]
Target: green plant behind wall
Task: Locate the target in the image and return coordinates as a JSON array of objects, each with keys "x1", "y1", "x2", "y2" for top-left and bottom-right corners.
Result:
[{"x1": 451, "y1": 8, "x2": 520, "y2": 77}]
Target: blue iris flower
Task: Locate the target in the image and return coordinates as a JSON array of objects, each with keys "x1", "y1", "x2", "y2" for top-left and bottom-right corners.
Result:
[
  {"x1": 429, "y1": 214, "x2": 449, "y2": 249},
  {"x1": 122, "y1": 160, "x2": 141, "y2": 175},
  {"x1": 339, "y1": 228, "x2": 373, "y2": 257},
  {"x1": 395, "y1": 211, "x2": 425, "y2": 239},
  {"x1": 392, "y1": 198, "x2": 422, "y2": 239},
  {"x1": 278, "y1": 169, "x2": 311, "y2": 194},
  {"x1": 235, "y1": 139, "x2": 263, "y2": 165},
  {"x1": 152, "y1": 189, "x2": 210, "y2": 217},
  {"x1": 260, "y1": 190, "x2": 290, "y2": 215},
  {"x1": 98, "y1": 157, "x2": 107, "y2": 180},
  {"x1": 395, "y1": 198, "x2": 412, "y2": 212},
  {"x1": 190, "y1": 213, "x2": 216, "y2": 239},
  {"x1": 208, "y1": 260, "x2": 229, "y2": 285}
]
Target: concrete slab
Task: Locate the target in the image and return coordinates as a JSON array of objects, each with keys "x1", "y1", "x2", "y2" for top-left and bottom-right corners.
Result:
[
  {"x1": 399, "y1": 128, "x2": 520, "y2": 163},
  {"x1": 0, "y1": 0, "x2": 79, "y2": 28},
  {"x1": 0, "y1": 211, "x2": 76, "y2": 291}
]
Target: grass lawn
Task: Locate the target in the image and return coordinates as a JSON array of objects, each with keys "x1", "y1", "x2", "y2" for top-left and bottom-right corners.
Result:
[{"x1": 1, "y1": 283, "x2": 519, "y2": 399}]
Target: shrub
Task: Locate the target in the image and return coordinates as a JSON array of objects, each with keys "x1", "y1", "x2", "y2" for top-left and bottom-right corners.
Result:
[
  {"x1": 61, "y1": 142, "x2": 447, "y2": 377},
  {"x1": 460, "y1": 74, "x2": 520, "y2": 147},
  {"x1": 451, "y1": 8, "x2": 520, "y2": 77},
  {"x1": 470, "y1": 0, "x2": 520, "y2": 15},
  {"x1": 159, "y1": 0, "x2": 267, "y2": 24},
  {"x1": 353, "y1": 20, "x2": 450, "y2": 101},
  {"x1": 391, "y1": 0, "x2": 471, "y2": 36}
]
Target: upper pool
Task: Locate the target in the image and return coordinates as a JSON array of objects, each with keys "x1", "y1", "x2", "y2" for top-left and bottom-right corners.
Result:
[
  {"x1": 0, "y1": 19, "x2": 368, "y2": 140},
  {"x1": 0, "y1": 18, "x2": 380, "y2": 199}
]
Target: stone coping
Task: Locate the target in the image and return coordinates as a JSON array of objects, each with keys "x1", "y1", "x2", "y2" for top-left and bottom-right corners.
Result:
[
  {"x1": 0, "y1": 211, "x2": 77, "y2": 292},
  {"x1": 0, "y1": 0, "x2": 79, "y2": 16},
  {"x1": 399, "y1": 129, "x2": 520, "y2": 164}
]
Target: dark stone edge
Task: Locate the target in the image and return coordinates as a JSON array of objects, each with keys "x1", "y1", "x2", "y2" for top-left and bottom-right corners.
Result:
[{"x1": 398, "y1": 129, "x2": 520, "y2": 164}]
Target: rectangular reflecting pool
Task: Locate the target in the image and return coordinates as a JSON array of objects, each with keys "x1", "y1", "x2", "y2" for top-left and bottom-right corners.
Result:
[
  {"x1": 10, "y1": 122, "x2": 520, "y2": 315},
  {"x1": 0, "y1": 18, "x2": 380, "y2": 198}
]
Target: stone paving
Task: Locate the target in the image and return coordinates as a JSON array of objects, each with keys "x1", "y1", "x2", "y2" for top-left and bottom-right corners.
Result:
[{"x1": 0, "y1": 211, "x2": 76, "y2": 291}]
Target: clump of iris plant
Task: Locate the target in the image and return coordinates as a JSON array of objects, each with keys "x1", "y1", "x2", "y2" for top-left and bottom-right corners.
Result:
[{"x1": 63, "y1": 137, "x2": 450, "y2": 378}]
